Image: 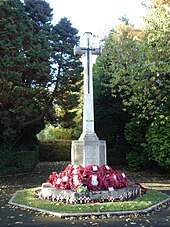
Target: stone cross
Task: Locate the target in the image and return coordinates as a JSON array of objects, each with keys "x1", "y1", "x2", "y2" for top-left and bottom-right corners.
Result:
[
  {"x1": 74, "y1": 32, "x2": 101, "y2": 136},
  {"x1": 71, "y1": 32, "x2": 107, "y2": 167}
]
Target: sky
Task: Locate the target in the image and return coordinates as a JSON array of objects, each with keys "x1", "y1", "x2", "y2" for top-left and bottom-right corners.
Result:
[{"x1": 47, "y1": 0, "x2": 147, "y2": 37}]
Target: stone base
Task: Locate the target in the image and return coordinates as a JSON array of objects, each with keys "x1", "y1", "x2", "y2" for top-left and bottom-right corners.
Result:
[
  {"x1": 71, "y1": 132, "x2": 107, "y2": 167},
  {"x1": 39, "y1": 183, "x2": 141, "y2": 204}
]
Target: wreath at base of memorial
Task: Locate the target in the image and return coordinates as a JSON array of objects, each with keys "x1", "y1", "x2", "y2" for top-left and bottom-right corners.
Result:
[
  {"x1": 46, "y1": 164, "x2": 130, "y2": 191},
  {"x1": 86, "y1": 174, "x2": 103, "y2": 191},
  {"x1": 39, "y1": 164, "x2": 148, "y2": 204}
]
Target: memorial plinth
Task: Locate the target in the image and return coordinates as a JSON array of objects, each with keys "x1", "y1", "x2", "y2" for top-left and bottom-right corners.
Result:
[{"x1": 71, "y1": 132, "x2": 107, "y2": 167}]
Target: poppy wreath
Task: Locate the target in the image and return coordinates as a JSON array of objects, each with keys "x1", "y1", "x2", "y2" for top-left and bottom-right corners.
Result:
[
  {"x1": 111, "y1": 174, "x2": 120, "y2": 188},
  {"x1": 103, "y1": 175, "x2": 115, "y2": 189},
  {"x1": 134, "y1": 182, "x2": 148, "y2": 193},
  {"x1": 101, "y1": 165, "x2": 114, "y2": 176},
  {"x1": 71, "y1": 165, "x2": 85, "y2": 176},
  {"x1": 57, "y1": 171, "x2": 70, "y2": 189},
  {"x1": 69, "y1": 174, "x2": 84, "y2": 190},
  {"x1": 55, "y1": 177, "x2": 62, "y2": 188},
  {"x1": 85, "y1": 164, "x2": 103, "y2": 177},
  {"x1": 121, "y1": 172, "x2": 129, "y2": 187},
  {"x1": 115, "y1": 170, "x2": 129, "y2": 188},
  {"x1": 64, "y1": 164, "x2": 85, "y2": 177},
  {"x1": 86, "y1": 174, "x2": 103, "y2": 191},
  {"x1": 46, "y1": 164, "x2": 130, "y2": 191},
  {"x1": 46, "y1": 171, "x2": 58, "y2": 185},
  {"x1": 64, "y1": 164, "x2": 74, "y2": 176}
]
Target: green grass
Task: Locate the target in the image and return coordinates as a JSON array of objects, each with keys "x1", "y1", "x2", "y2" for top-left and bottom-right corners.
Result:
[{"x1": 13, "y1": 187, "x2": 169, "y2": 214}]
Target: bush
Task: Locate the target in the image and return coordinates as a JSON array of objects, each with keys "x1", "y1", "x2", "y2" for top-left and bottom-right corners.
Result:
[
  {"x1": 107, "y1": 143, "x2": 129, "y2": 166},
  {"x1": 124, "y1": 117, "x2": 152, "y2": 171},
  {"x1": 0, "y1": 149, "x2": 38, "y2": 176},
  {"x1": 126, "y1": 150, "x2": 150, "y2": 171},
  {"x1": 37, "y1": 125, "x2": 81, "y2": 141},
  {"x1": 38, "y1": 140, "x2": 71, "y2": 162},
  {"x1": 125, "y1": 118, "x2": 149, "y2": 146},
  {"x1": 144, "y1": 116, "x2": 170, "y2": 169}
]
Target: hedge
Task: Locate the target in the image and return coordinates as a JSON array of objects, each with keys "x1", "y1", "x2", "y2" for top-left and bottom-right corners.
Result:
[
  {"x1": 38, "y1": 140, "x2": 71, "y2": 162},
  {"x1": 0, "y1": 149, "x2": 38, "y2": 176}
]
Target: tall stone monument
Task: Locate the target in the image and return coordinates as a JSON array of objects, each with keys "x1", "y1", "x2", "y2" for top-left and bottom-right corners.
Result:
[{"x1": 71, "y1": 32, "x2": 107, "y2": 167}]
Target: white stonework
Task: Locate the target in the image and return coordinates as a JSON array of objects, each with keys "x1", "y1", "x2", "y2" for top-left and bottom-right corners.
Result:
[
  {"x1": 71, "y1": 32, "x2": 107, "y2": 167},
  {"x1": 71, "y1": 132, "x2": 107, "y2": 167}
]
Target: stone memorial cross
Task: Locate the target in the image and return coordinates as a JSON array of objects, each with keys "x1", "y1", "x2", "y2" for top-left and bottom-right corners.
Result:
[{"x1": 71, "y1": 32, "x2": 107, "y2": 167}]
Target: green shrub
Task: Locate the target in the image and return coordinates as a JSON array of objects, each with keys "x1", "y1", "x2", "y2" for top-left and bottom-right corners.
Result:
[
  {"x1": 38, "y1": 140, "x2": 71, "y2": 162},
  {"x1": 144, "y1": 116, "x2": 170, "y2": 169},
  {"x1": 37, "y1": 125, "x2": 81, "y2": 141},
  {"x1": 124, "y1": 117, "x2": 152, "y2": 171},
  {"x1": 125, "y1": 118, "x2": 149, "y2": 146},
  {"x1": 126, "y1": 150, "x2": 150, "y2": 171},
  {"x1": 107, "y1": 143, "x2": 129, "y2": 166},
  {"x1": 0, "y1": 148, "x2": 11, "y2": 175},
  {"x1": 0, "y1": 150, "x2": 38, "y2": 176},
  {"x1": 13, "y1": 150, "x2": 38, "y2": 172}
]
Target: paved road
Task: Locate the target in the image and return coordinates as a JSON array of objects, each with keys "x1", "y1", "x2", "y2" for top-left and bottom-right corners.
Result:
[
  {"x1": 1, "y1": 186, "x2": 169, "y2": 226},
  {"x1": 0, "y1": 195, "x2": 170, "y2": 227},
  {"x1": 0, "y1": 164, "x2": 170, "y2": 226}
]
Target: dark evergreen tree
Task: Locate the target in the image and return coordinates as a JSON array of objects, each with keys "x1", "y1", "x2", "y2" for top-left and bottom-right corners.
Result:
[
  {"x1": 51, "y1": 17, "x2": 83, "y2": 128},
  {"x1": 0, "y1": 0, "x2": 54, "y2": 151},
  {"x1": 24, "y1": 0, "x2": 53, "y2": 88}
]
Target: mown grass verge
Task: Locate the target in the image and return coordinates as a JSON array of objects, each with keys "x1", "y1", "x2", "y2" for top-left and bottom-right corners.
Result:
[{"x1": 12, "y1": 187, "x2": 169, "y2": 214}]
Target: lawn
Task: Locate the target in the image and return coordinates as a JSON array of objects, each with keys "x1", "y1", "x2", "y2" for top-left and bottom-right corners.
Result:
[{"x1": 12, "y1": 187, "x2": 169, "y2": 214}]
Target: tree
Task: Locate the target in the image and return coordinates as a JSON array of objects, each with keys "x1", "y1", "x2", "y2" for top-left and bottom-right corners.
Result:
[
  {"x1": 109, "y1": 0, "x2": 170, "y2": 120},
  {"x1": 0, "y1": 0, "x2": 54, "y2": 150},
  {"x1": 93, "y1": 53, "x2": 130, "y2": 146},
  {"x1": 93, "y1": 21, "x2": 143, "y2": 143},
  {"x1": 51, "y1": 17, "x2": 83, "y2": 128},
  {"x1": 24, "y1": 0, "x2": 53, "y2": 88},
  {"x1": 140, "y1": 0, "x2": 170, "y2": 169},
  {"x1": 142, "y1": 0, "x2": 170, "y2": 118},
  {"x1": 93, "y1": 35, "x2": 131, "y2": 165},
  {"x1": 94, "y1": 0, "x2": 170, "y2": 169}
]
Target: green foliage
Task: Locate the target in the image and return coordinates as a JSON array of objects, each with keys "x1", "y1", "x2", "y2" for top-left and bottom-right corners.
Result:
[
  {"x1": 107, "y1": 143, "x2": 129, "y2": 166},
  {"x1": 125, "y1": 118, "x2": 149, "y2": 146},
  {"x1": 124, "y1": 118, "x2": 151, "y2": 171},
  {"x1": 93, "y1": 51, "x2": 130, "y2": 148},
  {"x1": 37, "y1": 125, "x2": 81, "y2": 141},
  {"x1": 0, "y1": 0, "x2": 83, "y2": 174},
  {"x1": 93, "y1": 0, "x2": 169, "y2": 170},
  {"x1": 0, "y1": 148, "x2": 11, "y2": 174},
  {"x1": 126, "y1": 151, "x2": 151, "y2": 171},
  {"x1": 0, "y1": 149, "x2": 38, "y2": 176},
  {"x1": 38, "y1": 140, "x2": 71, "y2": 162},
  {"x1": 143, "y1": 116, "x2": 170, "y2": 168},
  {"x1": 51, "y1": 17, "x2": 83, "y2": 128},
  {"x1": 144, "y1": 0, "x2": 170, "y2": 74},
  {"x1": 0, "y1": 0, "x2": 53, "y2": 151},
  {"x1": 107, "y1": 1, "x2": 170, "y2": 120}
]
